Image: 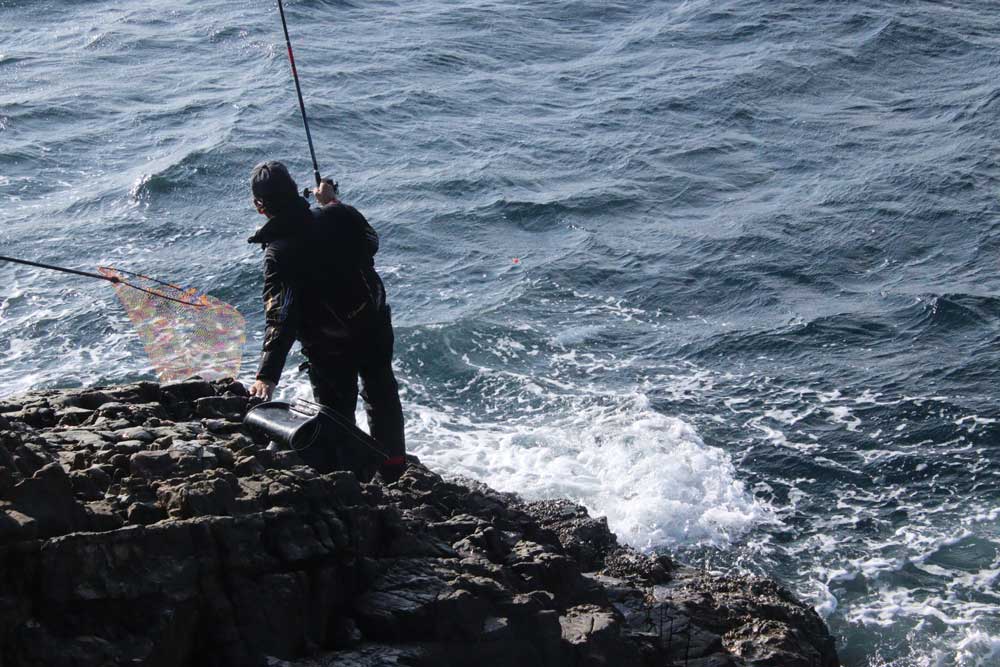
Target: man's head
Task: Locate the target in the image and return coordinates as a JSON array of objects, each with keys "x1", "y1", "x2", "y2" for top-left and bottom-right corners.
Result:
[{"x1": 250, "y1": 161, "x2": 299, "y2": 217}]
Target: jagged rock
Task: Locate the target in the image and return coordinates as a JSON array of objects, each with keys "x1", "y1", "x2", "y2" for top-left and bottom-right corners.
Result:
[
  {"x1": 160, "y1": 378, "x2": 215, "y2": 403},
  {"x1": 0, "y1": 508, "x2": 37, "y2": 543},
  {"x1": 203, "y1": 418, "x2": 244, "y2": 435},
  {"x1": 15, "y1": 406, "x2": 56, "y2": 428},
  {"x1": 156, "y1": 471, "x2": 238, "y2": 519},
  {"x1": 56, "y1": 406, "x2": 94, "y2": 426},
  {"x1": 86, "y1": 500, "x2": 124, "y2": 532},
  {"x1": 116, "y1": 426, "x2": 155, "y2": 443},
  {"x1": 9, "y1": 440, "x2": 54, "y2": 477},
  {"x1": 234, "y1": 454, "x2": 266, "y2": 476},
  {"x1": 93, "y1": 401, "x2": 166, "y2": 423},
  {"x1": 0, "y1": 442, "x2": 17, "y2": 473},
  {"x1": 355, "y1": 558, "x2": 490, "y2": 642},
  {"x1": 560, "y1": 604, "x2": 642, "y2": 666},
  {"x1": 2, "y1": 462, "x2": 90, "y2": 538},
  {"x1": 92, "y1": 401, "x2": 131, "y2": 420},
  {"x1": 69, "y1": 469, "x2": 104, "y2": 501},
  {"x1": 671, "y1": 571, "x2": 838, "y2": 667},
  {"x1": 523, "y1": 499, "x2": 618, "y2": 572},
  {"x1": 0, "y1": 467, "x2": 13, "y2": 496},
  {"x1": 56, "y1": 390, "x2": 113, "y2": 410},
  {"x1": 129, "y1": 450, "x2": 176, "y2": 479},
  {"x1": 127, "y1": 501, "x2": 165, "y2": 525},
  {"x1": 300, "y1": 644, "x2": 431, "y2": 666},
  {"x1": 57, "y1": 429, "x2": 109, "y2": 449},
  {"x1": 77, "y1": 465, "x2": 111, "y2": 494},
  {"x1": 212, "y1": 378, "x2": 249, "y2": 398},
  {"x1": 104, "y1": 382, "x2": 161, "y2": 405},
  {"x1": 209, "y1": 444, "x2": 236, "y2": 469},
  {"x1": 603, "y1": 547, "x2": 673, "y2": 585},
  {"x1": 0, "y1": 382, "x2": 840, "y2": 667},
  {"x1": 194, "y1": 395, "x2": 247, "y2": 418},
  {"x1": 114, "y1": 440, "x2": 144, "y2": 456}
]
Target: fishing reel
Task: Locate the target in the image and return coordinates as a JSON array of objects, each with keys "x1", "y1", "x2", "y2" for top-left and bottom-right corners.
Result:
[{"x1": 303, "y1": 178, "x2": 339, "y2": 200}]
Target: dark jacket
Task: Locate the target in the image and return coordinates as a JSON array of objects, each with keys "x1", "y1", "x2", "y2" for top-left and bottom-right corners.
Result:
[{"x1": 248, "y1": 196, "x2": 386, "y2": 383}]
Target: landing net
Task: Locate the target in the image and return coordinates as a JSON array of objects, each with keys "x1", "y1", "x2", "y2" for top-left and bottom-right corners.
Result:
[{"x1": 98, "y1": 267, "x2": 246, "y2": 382}]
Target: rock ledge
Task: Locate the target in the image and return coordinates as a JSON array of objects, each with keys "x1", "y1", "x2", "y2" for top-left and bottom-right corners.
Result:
[{"x1": 0, "y1": 381, "x2": 839, "y2": 666}]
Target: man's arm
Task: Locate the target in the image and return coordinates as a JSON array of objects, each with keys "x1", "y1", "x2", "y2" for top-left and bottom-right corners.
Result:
[
  {"x1": 357, "y1": 207, "x2": 379, "y2": 257},
  {"x1": 251, "y1": 250, "x2": 298, "y2": 399}
]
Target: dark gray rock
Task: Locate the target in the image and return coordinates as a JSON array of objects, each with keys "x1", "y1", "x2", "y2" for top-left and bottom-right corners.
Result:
[
  {"x1": 129, "y1": 450, "x2": 176, "y2": 479},
  {"x1": 212, "y1": 378, "x2": 249, "y2": 398},
  {"x1": 2, "y1": 462, "x2": 90, "y2": 538},
  {"x1": 58, "y1": 390, "x2": 113, "y2": 410},
  {"x1": 0, "y1": 508, "x2": 37, "y2": 543},
  {"x1": 195, "y1": 395, "x2": 247, "y2": 419},
  {"x1": 116, "y1": 426, "x2": 155, "y2": 443},
  {"x1": 161, "y1": 378, "x2": 215, "y2": 402},
  {"x1": 671, "y1": 570, "x2": 838, "y2": 667},
  {"x1": 104, "y1": 382, "x2": 161, "y2": 405},
  {"x1": 17, "y1": 406, "x2": 56, "y2": 428},
  {"x1": 86, "y1": 500, "x2": 124, "y2": 532},
  {"x1": 0, "y1": 442, "x2": 17, "y2": 474},
  {"x1": 69, "y1": 469, "x2": 104, "y2": 501},
  {"x1": 234, "y1": 454, "x2": 266, "y2": 476},
  {"x1": 127, "y1": 501, "x2": 165, "y2": 525},
  {"x1": 0, "y1": 466, "x2": 13, "y2": 497},
  {"x1": 156, "y1": 471, "x2": 237, "y2": 519},
  {"x1": 203, "y1": 418, "x2": 244, "y2": 435},
  {"x1": 58, "y1": 429, "x2": 108, "y2": 449},
  {"x1": 560, "y1": 603, "x2": 643, "y2": 666},
  {"x1": 0, "y1": 383, "x2": 840, "y2": 667},
  {"x1": 523, "y1": 499, "x2": 617, "y2": 572},
  {"x1": 56, "y1": 406, "x2": 94, "y2": 426}
]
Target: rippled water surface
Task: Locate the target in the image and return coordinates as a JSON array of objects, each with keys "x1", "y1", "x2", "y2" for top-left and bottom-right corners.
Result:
[{"x1": 3, "y1": 1, "x2": 1000, "y2": 664}]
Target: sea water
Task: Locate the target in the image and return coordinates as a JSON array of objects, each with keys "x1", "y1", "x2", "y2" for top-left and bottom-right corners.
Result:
[{"x1": 2, "y1": 1, "x2": 999, "y2": 664}]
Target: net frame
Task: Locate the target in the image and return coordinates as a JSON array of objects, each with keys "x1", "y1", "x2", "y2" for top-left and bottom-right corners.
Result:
[{"x1": 98, "y1": 266, "x2": 246, "y2": 382}]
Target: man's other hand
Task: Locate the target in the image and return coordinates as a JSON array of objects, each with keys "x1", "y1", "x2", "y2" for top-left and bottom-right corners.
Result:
[
  {"x1": 250, "y1": 379, "x2": 276, "y2": 401},
  {"x1": 315, "y1": 179, "x2": 338, "y2": 206}
]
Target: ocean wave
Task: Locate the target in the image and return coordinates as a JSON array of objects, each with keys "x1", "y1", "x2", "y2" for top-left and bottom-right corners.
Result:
[
  {"x1": 405, "y1": 390, "x2": 768, "y2": 550},
  {"x1": 850, "y1": 16, "x2": 978, "y2": 63}
]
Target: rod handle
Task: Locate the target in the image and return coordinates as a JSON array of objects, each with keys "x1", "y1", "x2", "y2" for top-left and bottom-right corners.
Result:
[{"x1": 303, "y1": 178, "x2": 339, "y2": 199}]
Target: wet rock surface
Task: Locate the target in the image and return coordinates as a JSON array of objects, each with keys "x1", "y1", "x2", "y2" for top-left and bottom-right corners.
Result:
[{"x1": 0, "y1": 381, "x2": 840, "y2": 666}]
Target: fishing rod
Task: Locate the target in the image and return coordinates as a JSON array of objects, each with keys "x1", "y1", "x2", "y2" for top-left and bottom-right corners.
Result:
[
  {"x1": 0, "y1": 254, "x2": 119, "y2": 284},
  {"x1": 277, "y1": 0, "x2": 327, "y2": 196},
  {"x1": 0, "y1": 255, "x2": 206, "y2": 307}
]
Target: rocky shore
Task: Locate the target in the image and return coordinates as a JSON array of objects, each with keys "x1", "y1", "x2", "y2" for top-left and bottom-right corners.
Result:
[{"x1": 0, "y1": 380, "x2": 839, "y2": 666}]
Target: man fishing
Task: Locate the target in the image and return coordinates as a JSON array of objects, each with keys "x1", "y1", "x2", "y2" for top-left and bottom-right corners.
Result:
[{"x1": 247, "y1": 161, "x2": 406, "y2": 481}]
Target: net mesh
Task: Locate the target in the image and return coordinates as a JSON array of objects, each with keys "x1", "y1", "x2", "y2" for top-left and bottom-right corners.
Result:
[{"x1": 98, "y1": 267, "x2": 246, "y2": 382}]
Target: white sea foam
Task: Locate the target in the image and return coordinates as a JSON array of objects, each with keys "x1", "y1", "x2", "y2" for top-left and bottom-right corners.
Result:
[
  {"x1": 277, "y1": 362, "x2": 768, "y2": 551},
  {"x1": 406, "y1": 392, "x2": 767, "y2": 550},
  {"x1": 953, "y1": 630, "x2": 1000, "y2": 667}
]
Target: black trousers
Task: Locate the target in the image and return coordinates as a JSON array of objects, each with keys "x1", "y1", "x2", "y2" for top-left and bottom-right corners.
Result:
[{"x1": 306, "y1": 311, "x2": 405, "y2": 460}]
